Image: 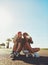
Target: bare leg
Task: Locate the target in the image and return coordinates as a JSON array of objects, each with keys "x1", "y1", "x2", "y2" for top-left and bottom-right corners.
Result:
[
  {"x1": 24, "y1": 42, "x2": 40, "y2": 53},
  {"x1": 16, "y1": 43, "x2": 22, "y2": 52},
  {"x1": 12, "y1": 42, "x2": 18, "y2": 52},
  {"x1": 32, "y1": 48, "x2": 40, "y2": 52},
  {"x1": 11, "y1": 43, "x2": 22, "y2": 58}
]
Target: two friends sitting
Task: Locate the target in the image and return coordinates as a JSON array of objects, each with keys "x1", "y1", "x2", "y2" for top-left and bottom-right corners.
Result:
[{"x1": 11, "y1": 31, "x2": 40, "y2": 58}]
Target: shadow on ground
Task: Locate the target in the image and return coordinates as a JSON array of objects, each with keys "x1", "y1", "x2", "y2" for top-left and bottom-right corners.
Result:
[{"x1": 12, "y1": 55, "x2": 48, "y2": 65}]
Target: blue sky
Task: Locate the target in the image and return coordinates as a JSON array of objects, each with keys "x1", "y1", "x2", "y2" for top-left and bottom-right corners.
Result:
[{"x1": 0, "y1": 0, "x2": 48, "y2": 48}]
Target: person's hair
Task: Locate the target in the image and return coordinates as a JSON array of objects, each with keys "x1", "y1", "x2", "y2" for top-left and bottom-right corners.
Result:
[
  {"x1": 18, "y1": 31, "x2": 22, "y2": 35},
  {"x1": 23, "y1": 32, "x2": 29, "y2": 36}
]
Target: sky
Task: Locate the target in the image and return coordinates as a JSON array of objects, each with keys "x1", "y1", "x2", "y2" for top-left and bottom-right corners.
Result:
[{"x1": 0, "y1": 0, "x2": 48, "y2": 48}]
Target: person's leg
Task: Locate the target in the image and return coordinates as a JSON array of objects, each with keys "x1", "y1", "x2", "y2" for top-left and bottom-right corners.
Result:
[
  {"x1": 10, "y1": 42, "x2": 18, "y2": 58},
  {"x1": 12, "y1": 42, "x2": 18, "y2": 52},
  {"x1": 24, "y1": 42, "x2": 40, "y2": 53},
  {"x1": 13, "y1": 43, "x2": 23, "y2": 57},
  {"x1": 32, "y1": 48, "x2": 40, "y2": 52},
  {"x1": 10, "y1": 43, "x2": 22, "y2": 58},
  {"x1": 16, "y1": 43, "x2": 22, "y2": 52}
]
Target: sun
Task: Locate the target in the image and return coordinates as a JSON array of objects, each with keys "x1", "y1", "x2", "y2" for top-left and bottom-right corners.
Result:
[{"x1": 0, "y1": 6, "x2": 12, "y2": 30}]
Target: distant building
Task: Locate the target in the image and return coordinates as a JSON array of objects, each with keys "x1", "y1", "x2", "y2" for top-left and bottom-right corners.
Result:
[{"x1": 0, "y1": 43, "x2": 5, "y2": 48}]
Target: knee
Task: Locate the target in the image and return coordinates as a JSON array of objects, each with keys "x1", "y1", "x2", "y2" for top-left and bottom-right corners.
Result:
[{"x1": 38, "y1": 48, "x2": 40, "y2": 51}]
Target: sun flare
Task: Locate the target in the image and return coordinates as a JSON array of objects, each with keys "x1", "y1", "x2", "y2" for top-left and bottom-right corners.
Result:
[{"x1": 0, "y1": 6, "x2": 12, "y2": 30}]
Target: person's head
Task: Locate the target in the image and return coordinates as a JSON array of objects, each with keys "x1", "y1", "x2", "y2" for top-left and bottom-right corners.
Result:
[
  {"x1": 23, "y1": 32, "x2": 29, "y2": 38},
  {"x1": 17, "y1": 31, "x2": 22, "y2": 38}
]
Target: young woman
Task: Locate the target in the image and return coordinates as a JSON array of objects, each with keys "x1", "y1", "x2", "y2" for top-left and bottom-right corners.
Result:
[
  {"x1": 11, "y1": 31, "x2": 23, "y2": 57},
  {"x1": 23, "y1": 32, "x2": 40, "y2": 53}
]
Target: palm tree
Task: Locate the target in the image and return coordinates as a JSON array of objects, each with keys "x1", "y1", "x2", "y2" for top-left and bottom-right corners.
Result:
[{"x1": 6, "y1": 38, "x2": 12, "y2": 48}]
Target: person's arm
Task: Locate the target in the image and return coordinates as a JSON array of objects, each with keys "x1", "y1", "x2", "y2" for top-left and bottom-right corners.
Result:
[
  {"x1": 28, "y1": 37, "x2": 33, "y2": 44},
  {"x1": 13, "y1": 34, "x2": 17, "y2": 43}
]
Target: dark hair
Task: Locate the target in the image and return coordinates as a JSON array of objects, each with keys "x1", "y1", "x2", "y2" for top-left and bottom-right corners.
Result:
[
  {"x1": 18, "y1": 31, "x2": 22, "y2": 34},
  {"x1": 23, "y1": 32, "x2": 29, "y2": 36}
]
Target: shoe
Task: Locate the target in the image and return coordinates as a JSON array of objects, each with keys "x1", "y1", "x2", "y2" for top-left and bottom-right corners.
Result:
[
  {"x1": 32, "y1": 52, "x2": 40, "y2": 58},
  {"x1": 10, "y1": 53, "x2": 15, "y2": 60},
  {"x1": 14, "y1": 52, "x2": 20, "y2": 57},
  {"x1": 10, "y1": 52, "x2": 14, "y2": 58}
]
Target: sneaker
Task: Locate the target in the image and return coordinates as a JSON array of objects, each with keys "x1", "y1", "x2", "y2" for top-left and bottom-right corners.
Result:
[
  {"x1": 32, "y1": 52, "x2": 40, "y2": 58},
  {"x1": 14, "y1": 52, "x2": 20, "y2": 57},
  {"x1": 10, "y1": 53, "x2": 14, "y2": 58},
  {"x1": 10, "y1": 53, "x2": 15, "y2": 60}
]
